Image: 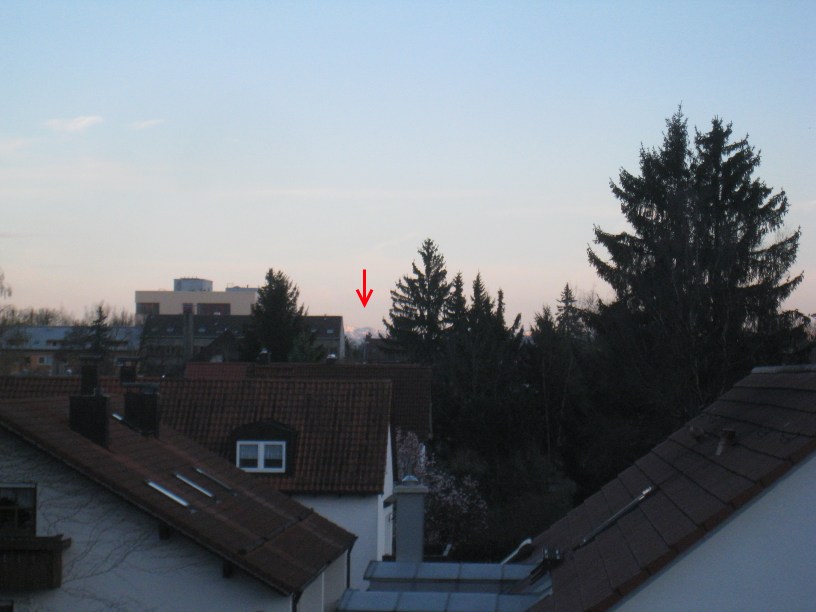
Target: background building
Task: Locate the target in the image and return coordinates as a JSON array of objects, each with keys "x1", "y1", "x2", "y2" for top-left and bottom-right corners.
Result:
[{"x1": 135, "y1": 277, "x2": 258, "y2": 323}]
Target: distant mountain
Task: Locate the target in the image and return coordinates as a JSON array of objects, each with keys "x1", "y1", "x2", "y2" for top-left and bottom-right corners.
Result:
[{"x1": 344, "y1": 326, "x2": 382, "y2": 345}]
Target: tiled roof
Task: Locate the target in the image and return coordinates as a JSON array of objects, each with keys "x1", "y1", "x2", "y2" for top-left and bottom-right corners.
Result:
[
  {"x1": 0, "y1": 376, "x2": 131, "y2": 398},
  {"x1": 185, "y1": 362, "x2": 433, "y2": 440},
  {"x1": 0, "y1": 395, "x2": 355, "y2": 596},
  {"x1": 160, "y1": 378, "x2": 393, "y2": 494},
  {"x1": 185, "y1": 362, "x2": 252, "y2": 379},
  {"x1": 519, "y1": 367, "x2": 816, "y2": 611}
]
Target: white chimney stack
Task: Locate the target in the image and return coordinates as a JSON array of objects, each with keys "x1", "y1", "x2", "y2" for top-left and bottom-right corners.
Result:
[{"x1": 394, "y1": 475, "x2": 428, "y2": 563}]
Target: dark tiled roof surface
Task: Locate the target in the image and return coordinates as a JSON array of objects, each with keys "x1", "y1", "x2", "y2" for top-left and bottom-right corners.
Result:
[
  {"x1": 521, "y1": 368, "x2": 816, "y2": 611},
  {"x1": 160, "y1": 378, "x2": 392, "y2": 494},
  {"x1": 185, "y1": 362, "x2": 433, "y2": 440},
  {"x1": 185, "y1": 362, "x2": 252, "y2": 379},
  {"x1": 0, "y1": 376, "x2": 134, "y2": 398},
  {"x1": 0, "y1": 396, "x2": 355, "y2": 595}
]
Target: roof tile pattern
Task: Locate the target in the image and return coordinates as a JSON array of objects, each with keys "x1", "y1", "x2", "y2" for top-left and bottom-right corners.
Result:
[
  {"x1": 185, "y1": 362, "x2": 433, "y2": 440},
  {"x1": 522, "y1": 368, "x2": 816, "y2": 611},
  {"x1": 0, "y1": 376, "x2": 132, "y2": 398},
  {"x1": 160, "y1": 378, "x2": 392, "y2": 494},
  {"x1": 0, "y1": 396, "x2": 355, "y2": 595}
]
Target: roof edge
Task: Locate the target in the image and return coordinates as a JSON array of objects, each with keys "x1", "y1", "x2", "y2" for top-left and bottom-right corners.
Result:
[{"x1": 751, "y1": 364, "x2": 816, "y2": 374}]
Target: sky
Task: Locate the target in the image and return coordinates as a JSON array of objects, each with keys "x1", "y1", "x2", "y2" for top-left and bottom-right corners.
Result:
[{"x1": 1, "y1": 1, "x2": 814, "y2": 332}]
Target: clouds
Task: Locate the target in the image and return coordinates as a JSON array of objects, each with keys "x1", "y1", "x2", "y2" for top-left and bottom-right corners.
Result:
[
  {"x1": 130, "y1": 119, "x2": 164, "y2": 130},
  {"x1": 45, "y1": 115, "x2": 104, "y2": 133},
  {"x1": 0, "y1": 138, "x2": 39, "y2": 155}
]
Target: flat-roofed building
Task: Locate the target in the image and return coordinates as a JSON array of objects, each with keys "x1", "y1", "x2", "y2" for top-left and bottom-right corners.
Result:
[{"x1": 135, "y1": 277, "x2": 258, "y2": 323}]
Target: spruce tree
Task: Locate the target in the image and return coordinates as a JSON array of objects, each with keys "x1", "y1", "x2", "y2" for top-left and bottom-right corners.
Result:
[
  {"x1": 383, "y1": 238, "x2": 450, "y2": 363},
  {"x1": 589, "y1": 110, "x2": 804, "y2": 416},
  {"x1": 244, "y1": 268, "x2": 314, "y2": 362}
]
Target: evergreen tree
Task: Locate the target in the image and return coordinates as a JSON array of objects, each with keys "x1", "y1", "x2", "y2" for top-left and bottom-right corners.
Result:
[
  {"x1": 383, "y1": 238, "x2": 450, "y2": 363},
  {"x1": 589, "y1": 110, "x2": 805, "y2": 418},
  {"x1": 244, "y1": 268, "x2": 316, "y2": 362},
  {"x1": 555, "y1": 283, "x2": 582, "y2": 337}
]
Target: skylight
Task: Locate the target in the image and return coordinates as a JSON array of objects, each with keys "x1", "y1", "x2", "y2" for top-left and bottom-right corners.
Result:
[
  {"x1": 175, "y1": 473, "x2": 215, "y2": 499},
  {"x1": 194, "y1": 467, "x2": 235, "y2": 494},
  {"x1": 146, "y1": 481, "x2": 191, "y2": 508}
]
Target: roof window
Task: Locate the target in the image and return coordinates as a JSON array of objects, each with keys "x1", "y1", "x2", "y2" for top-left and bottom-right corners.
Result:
[{"x1": 236, "y1": 441, "x2": 286, "y2": 474}]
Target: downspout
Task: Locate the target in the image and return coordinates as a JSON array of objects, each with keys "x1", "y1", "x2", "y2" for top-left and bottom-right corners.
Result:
[{"x1": 292, "y1": 590, "x2": 302, "y2": 612}]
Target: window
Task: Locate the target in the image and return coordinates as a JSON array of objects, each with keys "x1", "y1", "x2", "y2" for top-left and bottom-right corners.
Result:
[
  {"x1": 236, "y1": 441, "x2": 286, "y2": 473},
  {"x1": 0, "y1": 484, "x2": 36, "y2": 535},
  {"x1": 197, "y1": 303, "x2": 231, "y2": 316},
  {"x1": 136, "y1": 302, "x2": 160, "y2": 316}
]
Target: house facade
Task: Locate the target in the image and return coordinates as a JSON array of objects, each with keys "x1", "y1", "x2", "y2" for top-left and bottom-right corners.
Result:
[
  {"x1": 0, "y1": 394, "x2": 354, "y2": 611},
  {"x1": 159, "y1": 378, "x2": 396, "y2": 589},
  {"x1": 0, "y1": 326, "x2": 141, "y2": 376}
]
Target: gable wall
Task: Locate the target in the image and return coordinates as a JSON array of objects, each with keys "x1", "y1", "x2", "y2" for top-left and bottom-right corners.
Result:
[
  {"x1": 617, "y1": 452, "x2": 816, "y2": 611},
  {"x1": 0, "y1": 429, "x2": 292, "y2": 612}
]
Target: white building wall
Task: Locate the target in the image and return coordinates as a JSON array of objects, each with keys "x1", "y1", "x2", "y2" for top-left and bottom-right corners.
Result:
[
  {"x1": 295, "y1": 494, "x2": 378, "y2": 590},
  {"x1": 294, "y1": 429, "x2": 394, "y2": 590},
  {"x1": 379, "y1": 427, "x2": 395, "y2": 560},
  {"x1": 298, "y1": 550, "x2": 348, "y2": 612},
  {"x1": 618, "y1": 452, "x2": 816, "y2": 612},
  {"x1": 0, "y1": 430, "x2": 296, "y2": 612},
  {"x1": 135, "y1": 289, "x2": 256, "y2": 321}
]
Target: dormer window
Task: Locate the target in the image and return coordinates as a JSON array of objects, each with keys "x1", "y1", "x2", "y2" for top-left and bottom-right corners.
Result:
[
  {"x1": 236, "y1": 441, "x2": 286, "y2": 473},
  {"x1": 0, "y1": 483, "x2": 36, "y2": 535}
]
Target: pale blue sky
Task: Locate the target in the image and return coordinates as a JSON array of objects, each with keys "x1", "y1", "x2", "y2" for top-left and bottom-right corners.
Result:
[{"x1": 1, "y1": 1, "x2": 814, "y2": 331}]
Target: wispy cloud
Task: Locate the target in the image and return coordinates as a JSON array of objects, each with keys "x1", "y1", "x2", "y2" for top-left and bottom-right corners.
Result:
[
  {"x1": 0, "y1": 138, "x2": 39, "y2": 155},
  {"x1": 130, "y1": 119, "x2": 164, "y2": 130},
  {"x1": 227, "y1": 187, "x2": 491, "y2": 201},
  {"x1": 45, "y1": 115, "x2": 104, "y2": 133}
]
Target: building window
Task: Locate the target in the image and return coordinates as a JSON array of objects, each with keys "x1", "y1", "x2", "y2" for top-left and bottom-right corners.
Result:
[
  {"x1": 136, "y1": 302, "x2": 160, "y2": 316},
  {"x1": 0, "y1": 484, "x2": 36, "y2": 536},
  {"x1": 197, "y1": 303, "x2": 231, "y2": 316},
  {"x1": 236, "y1": 441, "x2": 286, "y2": 473}
]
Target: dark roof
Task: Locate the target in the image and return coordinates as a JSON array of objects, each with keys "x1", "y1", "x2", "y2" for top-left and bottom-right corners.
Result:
[
  {"x1": 304, "y1": 316, "x2": 344, "y2": 339},
  {"x1": 185, "y1": 362, "x2": 433, "y2": 440},
  {"x1": 519, "y1": 367, "x2": 816, "y2": 611},
  {"x1": 0, "y1": 376, "x2": 132, "y2": 398},
  {"x1": 160, "y1": 378, "x2": 392, "y2": 494},
  {"x1": 0, "y1": 395, "x2": 355, "y2": 596}
]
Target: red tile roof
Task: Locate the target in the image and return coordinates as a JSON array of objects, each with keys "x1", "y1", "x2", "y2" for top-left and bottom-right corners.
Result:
[
  {"x1": 0, "y1": 376, "x2": 159, "y2": 398},
  {"x1": 0, "y1": 395, "x2": 355, "y2": 596},
  {"x1": 185, "y1": 362, "x2": 433, "y2": 440},
  {"x1": 160, "y1": 378, "x2": 393, "y2": 494},
  {"x1": 520, "y1": 367, "x2": 816, "y2": 611}
]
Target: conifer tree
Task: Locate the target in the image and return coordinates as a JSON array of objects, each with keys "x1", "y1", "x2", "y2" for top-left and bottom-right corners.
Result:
[
  {"x1": 589, "y1": 110, "x2": 804, "y2": 416},
  {"x1": 244, "y1": 268, "x2": 315, "y2": 362},
  {"x1": 383, "y1": 238, "x2": 450, "y2": 363}
]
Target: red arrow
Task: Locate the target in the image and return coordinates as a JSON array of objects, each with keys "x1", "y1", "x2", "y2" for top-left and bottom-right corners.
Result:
[{"x1": 356, "y1": 269, "x2": 373, "y2": 307}]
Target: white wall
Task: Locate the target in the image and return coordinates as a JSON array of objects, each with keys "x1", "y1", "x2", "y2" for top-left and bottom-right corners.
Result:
[
  {"x1": 295, "y1": 493, "x2": 378, "y2": 590},
  {"x1": 295, "y1": 428, "x2": 394, "y2": 590},
  {"x1": 0, "y1": 430, "x2": 294, "y2": 612},
  {"x1": 298, "y1": 550, "x2": 348, "y2": 612},
  {"x1": 134, "y1": 289, "x2": 256, "y2": 320},
  {"x1": 618, "y1": 453, "x2": 816, "y2": 612}
]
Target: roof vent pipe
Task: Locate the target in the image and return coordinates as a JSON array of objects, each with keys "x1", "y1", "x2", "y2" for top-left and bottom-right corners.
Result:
[
  {"x1": 716, "y1": 428, "x2": 737, "y2": 456},
  {"x1": 394, "y1": 475, "x2": 428, "y2": 563}
]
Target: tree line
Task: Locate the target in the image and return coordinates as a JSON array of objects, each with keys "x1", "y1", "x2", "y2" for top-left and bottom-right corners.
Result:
[{"x1": 381, "y1": 111, "x2": 812, "y2": 559}]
